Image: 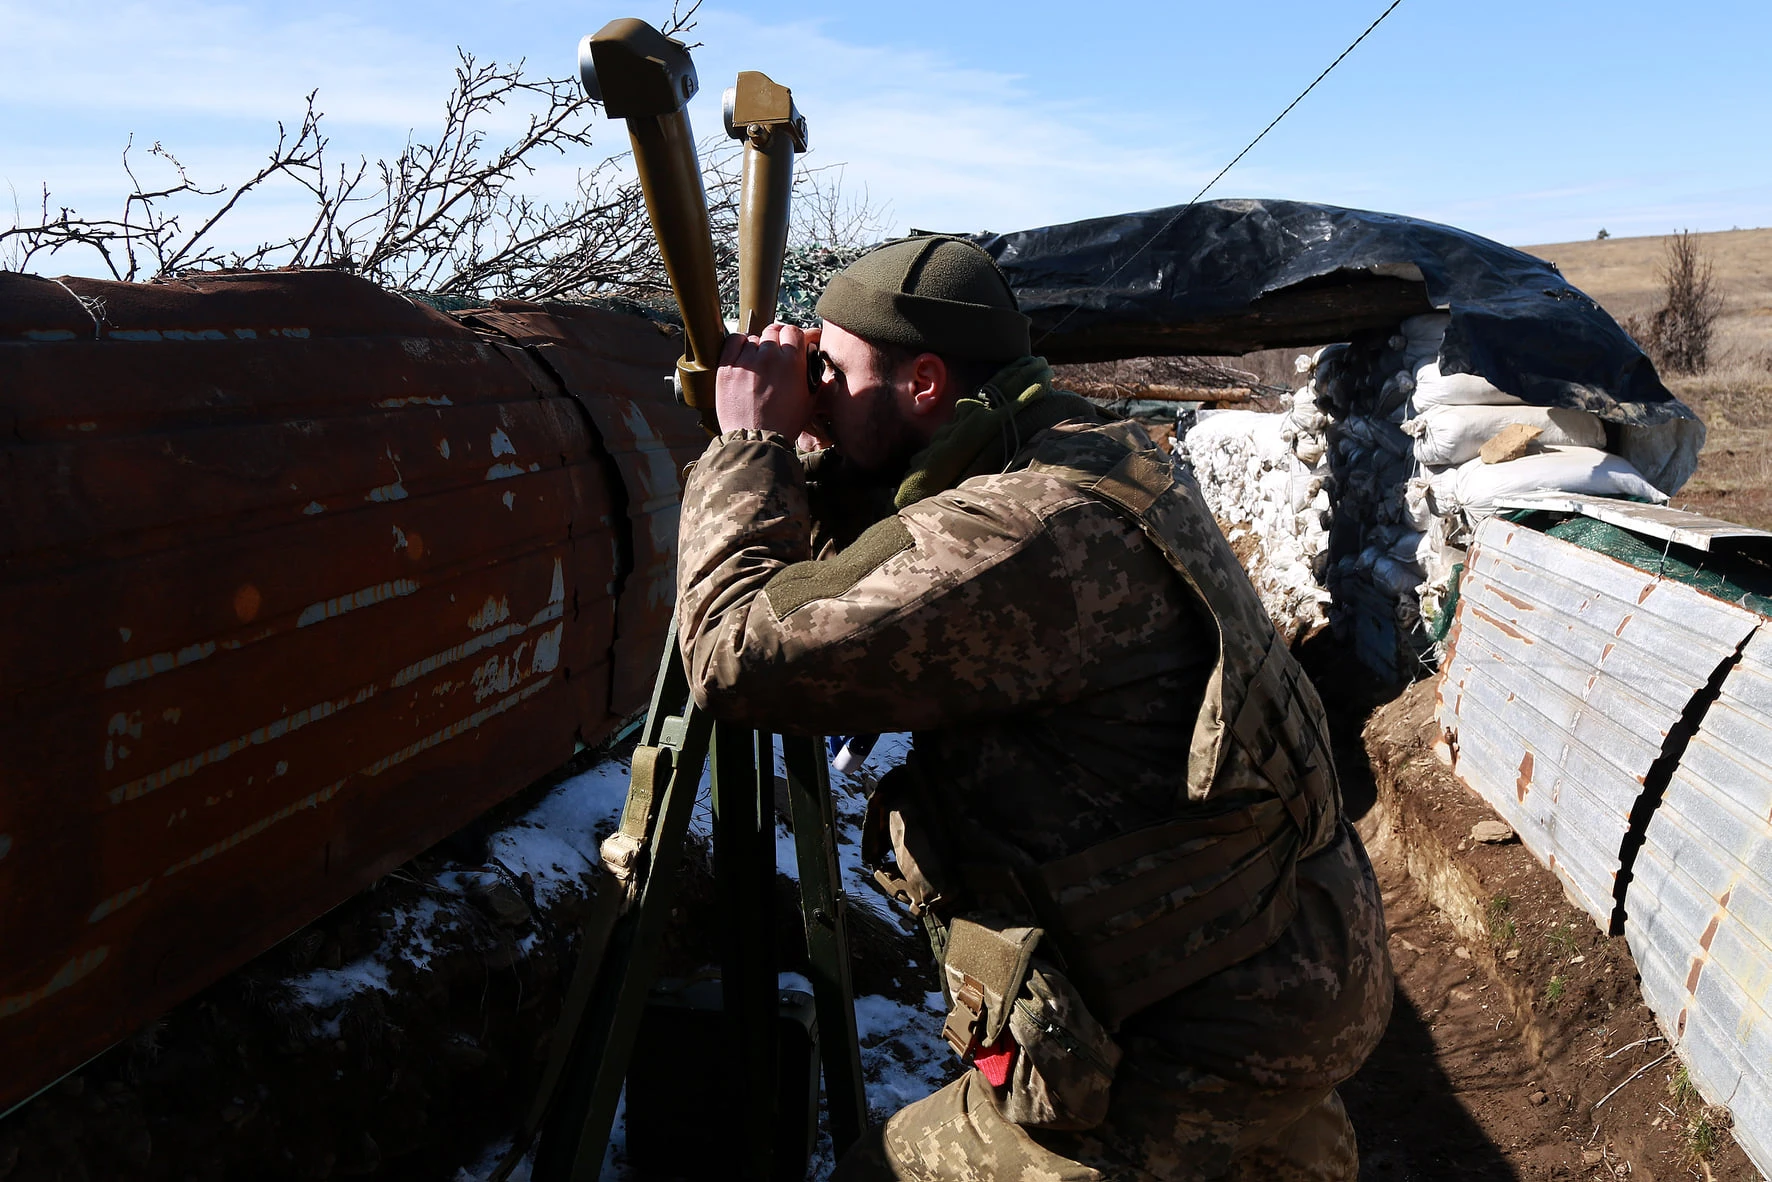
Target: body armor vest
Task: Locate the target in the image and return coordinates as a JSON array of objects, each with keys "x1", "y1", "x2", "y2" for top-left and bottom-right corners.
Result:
[{"x1": 869, "y1": 420, "x2": 1342, "y2": 1028}]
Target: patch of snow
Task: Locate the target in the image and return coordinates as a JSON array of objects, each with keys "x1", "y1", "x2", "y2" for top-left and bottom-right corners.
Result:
[
  {"x1": 852, "y1": 992, "x2": 959, "y2": 1122},
  {"x1": 485, "y1": 756, "x2": 634, "y2": 903},
  {"x1": 286, "y1": 957, "x2": 391, "y2": 1010},
  {"x1": 453, "y1": 1138, "x2": 528, "y2": 1182},
  {"x1": 387, "y1": 897, "x2": 453, "y2": 972},
  {"x1": 286, "y1": 957, "x2": 393, "y2": 1037}
]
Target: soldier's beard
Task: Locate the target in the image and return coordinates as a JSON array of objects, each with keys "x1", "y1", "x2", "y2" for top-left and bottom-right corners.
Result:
[{"x1": 841, "y1": 384, "x2": 927, "y2": 478}]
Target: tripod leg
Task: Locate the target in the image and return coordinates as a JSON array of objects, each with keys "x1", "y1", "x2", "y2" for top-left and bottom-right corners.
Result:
[
  {"x1": 781, "y1": 734, "x2": 869, "y2": 1155},
  {"x1": 531, "y1": 690, "x2": 713, "y2": 1182},
  {"x1": 712, "y1": 723, "x2": 779, "y2": 1179}
]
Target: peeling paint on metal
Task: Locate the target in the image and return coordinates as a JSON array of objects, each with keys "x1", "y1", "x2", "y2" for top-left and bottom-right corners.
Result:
[
  {"x1": 467, "y1": 596, "x2": 510, "y2": 632},
  {"x1": 374, "y1": 395, "x2": 454, "y2": 409},
  {"x1": 105, "y1": 641, "x2": 217, "y2": 689},
  {"x1": 390, "y1": 598, "x2": 562, "y2": 689},
  {"x1": 0, "y1": 272, "x2": 685, "y2": 1112},
  {"x1": 358, "y1": 676, "x2": 553, "y2": 778},
  {"x1": 295, "y1": 579, "x2": 420, "y2": 628},
  {"x1": 106, "y1": 693, "x2": 356, "y2": 805},
  {"x1": 0, "y1": 950, "x2": 110, "y2": 1019},
  {"x1": 365, "y1": 481, "x2": 409, "y2": 502},
  {"x1": 160, "y1": 780, "x2": 347, "y2": 878},
  {"x1": 87, "y1": 881, "x2": 152, "y2": 924}
]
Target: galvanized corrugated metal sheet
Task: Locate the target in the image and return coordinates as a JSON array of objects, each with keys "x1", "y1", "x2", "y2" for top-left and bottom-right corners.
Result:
[
  {"x1": 0, "y1": 271, "x2": 702, "y2": 1111},
  {"x1": 1626, "y1": 626, "x2": 1772, "y2": 1176},
  {"x1": 1435, "y1": 517, "x2": 1762, "y2": 929}
]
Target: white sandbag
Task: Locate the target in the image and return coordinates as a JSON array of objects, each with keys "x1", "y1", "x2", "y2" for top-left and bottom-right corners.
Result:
[
  {"x1": 1402, "y1": 478, "x2": 1437, "y2": 531},
  {"x1": 1409, "y1": 360, "x2": 1524, "y2": 411},
  {"x1": 1441, "y1": 446, "x2": 1669, "y2": 520},
  {"x1": 1401, "y1": 404, "x2": 1607, "y2": 466}
]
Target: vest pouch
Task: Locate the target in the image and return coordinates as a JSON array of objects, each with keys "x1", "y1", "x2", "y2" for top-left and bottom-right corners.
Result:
[
  {"x1": 1002, "y1": 962, "x2": 1123, "y2": 1132},
  {"x1": 941, "y1": 918, "x2": 1122, "y2": 1133},
  {"x1": 939, "y1": 915, "x2": 1041, "y2": 1058},
  {"x1": 860, "y1": 764, "x2": 955, "y2": 918}
]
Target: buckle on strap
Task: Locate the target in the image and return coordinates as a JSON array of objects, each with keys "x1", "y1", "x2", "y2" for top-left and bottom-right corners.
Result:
[
  {"x1": 941, "y1": 974, "x2": 986, "y2": 1058},
  {"x1": 939, "y1": 916, "x2": 1042, "y2": 1058}
]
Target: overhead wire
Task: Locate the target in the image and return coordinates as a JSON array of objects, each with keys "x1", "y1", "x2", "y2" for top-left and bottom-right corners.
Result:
[{"x1": 1032, "y1": 0, "x2": 1408, "y2": 349}]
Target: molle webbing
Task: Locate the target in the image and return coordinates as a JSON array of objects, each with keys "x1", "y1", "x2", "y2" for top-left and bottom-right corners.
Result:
[
  {"x1": 1030, "y1": 428, "x2": 1339, "y2": 855},
  {"x1": 1003, "y1": 423, "x2": 1341, "y2": 1024},
  {"x1": 1027, "y1": 799, "x2": 1300, "y2": 1026}
]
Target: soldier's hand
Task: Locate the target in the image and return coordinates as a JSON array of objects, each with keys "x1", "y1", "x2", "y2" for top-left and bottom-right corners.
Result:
[{"x1": 716, "y1": 323, "x2": 817, "y2": 437}]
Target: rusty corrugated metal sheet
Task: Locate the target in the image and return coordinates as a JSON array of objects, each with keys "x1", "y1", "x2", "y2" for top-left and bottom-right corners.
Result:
[
  {"x1": 1625, "y1": 627, "x2": 1772, "y2": 1177},
  {"x1": 1435, "y1": 516, "x2": 1762, "y2": 929},
  {"x1": 461, "y1": 303, "x2": 709, "y2": 718},
  {"x1": 0, "y1": 270, "x2": 700, "y2": 1111}
]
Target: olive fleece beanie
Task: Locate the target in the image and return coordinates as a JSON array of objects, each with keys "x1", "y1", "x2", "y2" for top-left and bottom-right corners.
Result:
[{"x1": 815, "y1": 236, "x2": 1032, "y2": 360}]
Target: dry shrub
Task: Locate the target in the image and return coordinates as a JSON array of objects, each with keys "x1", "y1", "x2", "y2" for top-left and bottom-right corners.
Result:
[{"x1": 1622, "y1": 230, "x2": 1725, "y2": 375}]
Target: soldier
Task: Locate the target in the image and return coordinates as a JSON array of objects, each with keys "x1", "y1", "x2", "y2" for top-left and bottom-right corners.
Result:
[{"x1": 676, "y1": 236, "x2": 1392, "y2": 1181}]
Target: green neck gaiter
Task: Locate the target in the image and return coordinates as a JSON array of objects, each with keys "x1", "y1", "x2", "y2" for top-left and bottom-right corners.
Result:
[{"x1": 895, "y1": 356, "x2": 1094, "y2": 509}]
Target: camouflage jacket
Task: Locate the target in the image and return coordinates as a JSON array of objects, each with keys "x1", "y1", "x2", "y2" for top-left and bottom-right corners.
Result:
[{"x1": 676, "y1": 414, "x2": 1389, "y2": 1092}]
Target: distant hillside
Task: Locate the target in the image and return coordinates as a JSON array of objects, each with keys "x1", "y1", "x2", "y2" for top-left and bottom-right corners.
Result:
[
  {"x1": 1522, "y1": 228, "x2": 1772, "y2": 531},
  {"x1": 1520, "y1": 227, "x2": 1772, "y2": 367}
]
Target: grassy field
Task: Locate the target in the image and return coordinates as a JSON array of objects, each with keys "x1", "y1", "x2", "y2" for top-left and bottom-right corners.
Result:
[{"x1": 1524, "y1": 228, "x2": 1772, "y2": 529}]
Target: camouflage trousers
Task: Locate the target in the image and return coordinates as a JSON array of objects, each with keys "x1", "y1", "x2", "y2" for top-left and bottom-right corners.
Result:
[{"x1": 830, "y1": 1067, "x2": 1356, "y2": 1182}]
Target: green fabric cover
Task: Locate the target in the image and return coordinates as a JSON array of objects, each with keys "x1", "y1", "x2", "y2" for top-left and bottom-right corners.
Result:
[
  {"x1": 816, "y1": 236, "x2": 1032, "y2": 360},
  {"x1": 1540, "y1": 516, "x2": 1772, "y2": 619}
]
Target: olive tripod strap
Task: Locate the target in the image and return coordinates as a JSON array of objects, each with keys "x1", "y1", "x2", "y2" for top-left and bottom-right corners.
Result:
[{"x1": 513, "y1": 620, "x2": 867, "y2": 1181}]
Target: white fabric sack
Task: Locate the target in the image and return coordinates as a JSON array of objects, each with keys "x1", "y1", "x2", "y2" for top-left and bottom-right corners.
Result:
[
  {"x1": 1402, "y1": 478, "x2": 1437, "y2": 531},
  {"x1": 1442, "y1": 446, "x2": 1669, "y2": 520},
  {"x1": 1401, "y1": 404, "x2": 1607, "y2": 466},
  {"x1": 1410, "y1": 360, "x2": 1524, "y2": 411}
]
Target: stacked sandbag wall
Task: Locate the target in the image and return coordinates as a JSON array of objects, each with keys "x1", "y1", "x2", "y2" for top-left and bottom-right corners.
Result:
[
  {"x1": 1177, "y1": 407, "x2": 1331, "y2": 643},
  {"x1": 1182, "y1": 314, "x2": 1674, "y2": 676}
]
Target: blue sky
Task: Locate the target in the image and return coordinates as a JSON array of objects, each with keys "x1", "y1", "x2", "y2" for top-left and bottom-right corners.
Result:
[{"x1": 2, "y1": 0, "x2": 1766, "y2": 277}]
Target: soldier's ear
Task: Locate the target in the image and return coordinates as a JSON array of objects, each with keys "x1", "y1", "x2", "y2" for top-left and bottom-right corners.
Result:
[{"x1": 907, "y1": 353, "x2": 948, "y2": 417}]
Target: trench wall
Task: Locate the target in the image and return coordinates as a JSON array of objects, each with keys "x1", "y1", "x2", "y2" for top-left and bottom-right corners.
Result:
[{"x1": 0, "y1": 271, "x2": 705, "y2": 1111}]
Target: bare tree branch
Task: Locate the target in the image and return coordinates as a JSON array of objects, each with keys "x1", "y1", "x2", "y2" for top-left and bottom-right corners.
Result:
[{"x1": 2, "y1": 45, "x2": 891, "y2": 314}]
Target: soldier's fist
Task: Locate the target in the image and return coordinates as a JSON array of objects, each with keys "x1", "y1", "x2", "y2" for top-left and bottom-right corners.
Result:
[{"x1": 716, "y1": 323, "x2": 820, "y2": 437}]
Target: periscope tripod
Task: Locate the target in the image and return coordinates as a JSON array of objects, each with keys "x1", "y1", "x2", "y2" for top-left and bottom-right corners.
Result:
[
  {"x1": 504, "y1": 25, "x2": 866, "y2": 1180},
  {"x1": 523, "y1": 621, "x2": 869, "y2": 1181}
]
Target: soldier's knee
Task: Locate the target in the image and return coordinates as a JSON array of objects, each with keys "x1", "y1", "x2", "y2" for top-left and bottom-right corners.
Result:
[{"x1": 831, "y1": 1123, "x2": 906, "y2": 1182}]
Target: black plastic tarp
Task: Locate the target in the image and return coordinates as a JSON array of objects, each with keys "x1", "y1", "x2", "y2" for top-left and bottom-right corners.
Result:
[{"x1": 975, "y1": 199, "x2": 1704, "y2": 491}]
